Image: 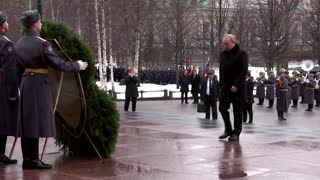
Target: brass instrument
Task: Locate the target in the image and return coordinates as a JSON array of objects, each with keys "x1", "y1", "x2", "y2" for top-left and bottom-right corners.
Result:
[{"x1": 256, "y1": 73, "x2": 266, "y2": 86}]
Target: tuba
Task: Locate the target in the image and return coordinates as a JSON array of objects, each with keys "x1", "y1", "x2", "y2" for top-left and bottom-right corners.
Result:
[{"x1": 301, "y1": 60, "x2": 315, "y2": 83}]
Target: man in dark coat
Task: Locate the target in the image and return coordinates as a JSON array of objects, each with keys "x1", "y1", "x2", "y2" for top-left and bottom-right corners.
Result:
[
  {"x1": 0, "y1": 12, "x2": 19, "y2": 164},
  {"x1": 304, "y1": 74, "x2": 316, "y2": 111},
  {"x1": 255, "y1": 71, "x2": 266, "y2": 105},
  {"x1": 315, "y1": 72, "x2": 320, "y2": 107},
  {"x1": 15, "y1": 10, "x2": 88, "y2": 169},
  {"x1": 218, "y1": 34, "x2": 248, "y2": 141},
  {"x1": 124, "y1": 69, "x2": 139, "y2": 111},
  {"x1": 201, "y1": 70, "x2": 219, "y2": 120},
  {"x1": 289, "y1": 70, "x2": 300, "y2": 108},
  {"x1": 243, "y1": 71, "x2": 254, "y2": 123},
  {"x1": 179, "y1": 70, "x2": 190, "y2": 104},
  {"x1": 190, "y1": 69, "x2": 201, "y2": 104},
  {"x1": 276, "y1": 69, "x2": 289, "y2": 120},
  {"x1": 265, "y1": 71, "x2": 276, "y2": 108}
]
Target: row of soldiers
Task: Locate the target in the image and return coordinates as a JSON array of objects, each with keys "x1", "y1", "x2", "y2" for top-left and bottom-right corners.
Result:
[
  {"x1": 255, "y1": 70, "x2": 320, "y2": 112},
  {"x1": 96, "y1": 65, "x2": 201, "y2": 85}
]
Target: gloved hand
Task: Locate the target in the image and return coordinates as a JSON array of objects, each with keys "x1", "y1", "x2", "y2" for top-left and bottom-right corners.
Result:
[{"x1": 77, "y1": 60, "x2": 88, "y2": 70}]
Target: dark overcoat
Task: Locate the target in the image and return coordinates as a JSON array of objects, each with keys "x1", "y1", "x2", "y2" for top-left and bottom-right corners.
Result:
[
  {"x1": 179, "y1": 75, "x2": 190, "y2": 93},
  {"x1": 124, "y1": 75, "x2": 139, "y2": 98},
  {"x1": 303, "y1": 80, "x2": 316, "y2": 104},
  {"x1": 289, "y1": 78, "x2": 299, "y2": 100},
  {"x1": 15, "y1": 30, "x2": 80, "y2": 138},
  {"x1": 276, "y1": 78, "x2": 289, "y2": 112},
  {"x1": 245, "y1": 77, "x2": 255, "y2": 104},
  {"x1": 265, "y1": 76, "x2": 276, "y2": 100},
  {"x1": 219, "y1": 44, "x2": 248, "y2": 103},
  {"x1": 191, "y1": 74, "x2": 201, "y2": 94},
  {"x1": 0, "y1": 32, "x2": 19, "y2": 136},
  {"x1": 314, "y1": 80, "x2": 320, "y2": 101},
  {"x1": 256, "y1": 77, "x2": 266, "y2": 99}
]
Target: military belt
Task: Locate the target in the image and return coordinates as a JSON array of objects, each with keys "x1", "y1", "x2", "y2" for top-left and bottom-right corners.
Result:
[
  {"x1": 24, "y1": 68, "x2": 49, "y2": 74},
  {"x1": 279, "y1": 89, "x2": 288, "y2": 92},
  {"x1": 305, "y1": 87, "x2": 314, "y2": 90},
  {"x1": 267, "y1": 84, "x2": 276, "y2": 87}
]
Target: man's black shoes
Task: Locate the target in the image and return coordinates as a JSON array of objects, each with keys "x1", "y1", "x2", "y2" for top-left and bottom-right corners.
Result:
[
  {"x1": 22, "y1": 159, "x2": 52, "y2": 169},
  {"x1": 228, "y1": 134, "x2": 240, "y2": 141},
  {"x1": 0, "y1": 155, "x2": 17, "y2": 164},
  {"x1": 219, "y1": 132, "x2": 231, "y2": 139}
]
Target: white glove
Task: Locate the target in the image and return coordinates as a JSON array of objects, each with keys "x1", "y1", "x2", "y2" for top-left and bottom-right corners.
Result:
[{"x1": 77, "y1": 60, "x2": 88, "y2": 70}]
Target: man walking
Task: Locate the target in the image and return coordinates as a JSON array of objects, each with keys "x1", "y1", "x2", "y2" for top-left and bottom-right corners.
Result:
[{"x1": 218, "y1": 34, "x2": 248, "y2": 141}]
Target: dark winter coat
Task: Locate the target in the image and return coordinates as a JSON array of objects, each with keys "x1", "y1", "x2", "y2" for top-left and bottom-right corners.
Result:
[
  {"x1": 179, "y1": 75, "x2": 190, "y2": 93},
  {"x1": 219, "y1": 44, "x2": 248, "y2": 103},
  {"x1": 124, "y1": 75, "x2": 139, "y2": 98},
  {"x1": 191, "y1": 74, "x2": 201, "y2": 94},
  {"x1": 201, "y1": 77, "x2": 219, "y2": 102},
  {"x1": 276, "y1": 77, "x2": 289, "y2": 112},
  {"x1": 245, "y1": 77, "x2": 255, "y2": 104},
  {"x1": 303, "y1": 80, "x2": 316, "y2": 104},
  {"x1": 15, "y1": 29, "x2": 80, "y2": 138},
  {"x1": 265, "y1": 76, "x2": 276, "y2": 100},
  {"x1": 0, "y1": 32, "x2": 19, "y2": 136}
]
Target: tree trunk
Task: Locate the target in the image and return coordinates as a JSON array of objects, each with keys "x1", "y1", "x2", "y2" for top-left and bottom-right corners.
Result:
[
  {"x1": 108, "y1": 4, "x2": 115, "y2": 91},
  {"x1": 94, "y1": 0, "x2": 103, "y2": 83},
  {"x1": 101, "y1": 0, "x2": 108, "y2": 84}
]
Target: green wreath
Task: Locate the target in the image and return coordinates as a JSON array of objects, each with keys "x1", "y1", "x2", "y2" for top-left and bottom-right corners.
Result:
[{"x1": 40, "y1": 20, "x2": 119, "y2": 157}]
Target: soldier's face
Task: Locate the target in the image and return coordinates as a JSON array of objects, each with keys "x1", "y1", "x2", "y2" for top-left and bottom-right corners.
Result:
[
  {"x1": 1, "y1": 21, "x2": 9, "y2": 32},
  {"x1": 33, "y1": 20, "x2": 42, "y2": 31}
]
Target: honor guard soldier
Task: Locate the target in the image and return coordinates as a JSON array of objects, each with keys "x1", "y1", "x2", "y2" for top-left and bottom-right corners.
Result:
[
  {"x1": 290, "y1": 70, "x2": 300, "y2": 108},
  {"x1": 243, "y1": 70, "x2": 254, "y2": 123},
  {"x1": 304, "y1": 74, "x2": 316, "y2": 111},
  {"x1": 0, "y1": 12, "x2": 19, "y2": 164},
  {"x1": 15, "y1": 10, "x2": 88, "y2": 169},
  {"x1": 276, "y1": 69, "x2": 289, "y2": 120},
  {"x1": 256, "y1": 71, "x2": 266, "y2": 105},
  {"x1": 315, "y1": 72, "x2": 320, "y2": 107},
  {"x1": 265, "y1": 71, "x2": 276, "y2": 108},
  {"x1": 285, "y1": 71, "x2": 291, "y2": 109}
]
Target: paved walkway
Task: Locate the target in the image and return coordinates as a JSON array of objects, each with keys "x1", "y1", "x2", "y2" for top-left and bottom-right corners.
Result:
[{"x1": 1, "y1": 99, "x2": 320, "y2": 179}]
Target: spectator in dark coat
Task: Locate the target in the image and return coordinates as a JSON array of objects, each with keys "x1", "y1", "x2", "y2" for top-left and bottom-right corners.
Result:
[
  {"x1": 179, "y1": 70, "x2": 190, "y2": 104},
  {"x1": 124, "y1": 69, "x2": 139, "y2": 112},
  {"x1": 218, "y1": 34, "x2": 248, "y2": 141},
  {"x1": 190, "y1": 69, "x2": 201, "y2": 104},
  {"x1": 243, "y1": 71, "x2": 254, "y2": 123},
  {"x1": 201, "y1": 70, "x2": 219, "y2": 120}
]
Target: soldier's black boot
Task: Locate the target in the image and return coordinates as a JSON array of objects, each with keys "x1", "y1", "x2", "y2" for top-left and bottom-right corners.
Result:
[
  {"x1": 0, "y1": 155, "x2": 17, "y2": 164},
  {"x1": 291, "y1": 100, "x2": 298, "y2": 108},
  {"x1": 316, "y1": 100, "x2": 320, "y2": 107},
  {"x1": 281, "y1": 112, "x2": 287, "y2": 120},
  {"x1": 228, "y1": 134, "x2": 240, "y2": 141},
  {"x1": 306, "y1": 104, "x2": 313, "y2": 111},
  {"x1": 267, "y1": 100, "x2": 273, "y2": 108}
]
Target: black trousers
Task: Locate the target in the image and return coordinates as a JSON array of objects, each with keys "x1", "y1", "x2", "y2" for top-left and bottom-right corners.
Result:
[
  {"x1": 124, "y1": 97, "x2": 137, "y2": 111},
  {"x1": 219, "y1": 99, "x2": 244, "y2": 136},
  {"x1": 243, "y1": 103, "x2": 253, "y2": 123},
  {"x1": 21, "y1": 138, "x2": 39, "y2": 160},
  {"x1": 0, "y1": 136, "x2": 7, "y2": 155},
  {"x1": 181, "y1": 92, "x2": 188, "y2": 103},
  {"x1": 258, "y1": 98, "x2": 264, "y2": 105},
  {"x1": 204, "y1": 95, "x2": 217, "y2": 119},
  {"x1": 192, "y1": 92, "x2": 199, "y2": 103}
]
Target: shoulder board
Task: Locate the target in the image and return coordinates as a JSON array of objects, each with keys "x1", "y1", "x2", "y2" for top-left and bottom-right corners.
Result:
[
  {"x1": 1, "y1": 35, "x2": 11, "y2": 42},
  {"x1": 36, "y1": 36, "x2": 46, "y2": 42}
]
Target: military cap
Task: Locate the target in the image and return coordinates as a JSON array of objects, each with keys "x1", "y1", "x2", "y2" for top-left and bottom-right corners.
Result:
[
  {"x1": 279, "y1": 68, "x2": 286, "y2": 73},
  {"x1": 0, "y1": 11, "x2": 7, "y2": 25},
  {"x1": 20, "y1": 10, "x2": 41, "y2": 28}
]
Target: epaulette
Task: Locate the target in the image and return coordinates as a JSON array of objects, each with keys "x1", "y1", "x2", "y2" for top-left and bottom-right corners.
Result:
[
  {"x1": 1, "y1": 35, "x2": 11, "y2": 42},
  {"x1": 36, "y1": 36, "x2": 46, "y2": 42}
]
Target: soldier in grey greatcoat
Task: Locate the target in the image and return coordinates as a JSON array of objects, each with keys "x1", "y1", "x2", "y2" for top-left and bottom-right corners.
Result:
[
  {"x1": 276, "y1": 69, "x2": 289, "y2": 120},
  {"x1": 255, "y1": 71, "x2": 266, "y2": 105},
  {"x1": 285, "y1": 71, "x2": 291, "y2": 109},
  {"x1": 265, "y1": 71, "x2": 276, "y2": 108},
  {"x1": 289, "y1": 70, "x2": 300, "y2": 108},
  {"x1": 304, "y1": 74, "x2": 316, "y2": 111},
  {"x1": 15, "y1": 10, "x2": 88, "y2": 169},
  {"x1": 315, "y1": 72, "x2": 320, "y2": 107},
  {"x1": 0, "y1": 12, "x2": 19, "y2": 164},
  {"x1": 299, "y1": 71, "x2": 306, "y2": 103}
]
